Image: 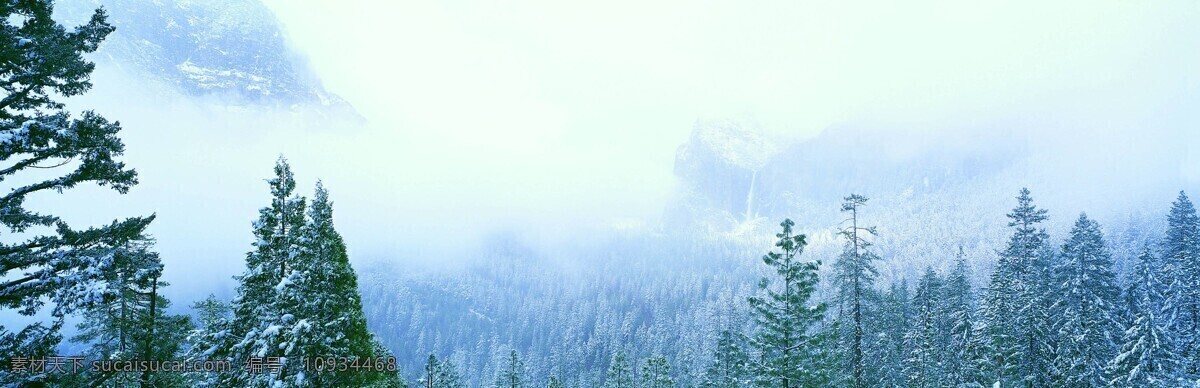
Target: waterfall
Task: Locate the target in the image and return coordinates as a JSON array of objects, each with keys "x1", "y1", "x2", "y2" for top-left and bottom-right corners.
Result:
[{"x1": 744, "y1": 170, "x2": 758, "y2": 222}]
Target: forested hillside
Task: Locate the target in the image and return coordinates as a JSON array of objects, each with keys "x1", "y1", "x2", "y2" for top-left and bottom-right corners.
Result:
[{"x1": 360, "y1": 188, "x2": 1200, "y2": 386}]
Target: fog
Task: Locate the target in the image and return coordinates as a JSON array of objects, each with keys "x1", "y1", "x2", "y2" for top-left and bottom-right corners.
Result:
[{"x1": 25, "y1": 0, "x2": 1200, "y2": 308}]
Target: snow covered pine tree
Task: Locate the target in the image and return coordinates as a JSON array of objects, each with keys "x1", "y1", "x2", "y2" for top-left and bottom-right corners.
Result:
[
  {"x1": 0, "y1": 0, "x2": 155, "y2": 385},
  {"x1": 494, "y1": 349, "x2": 526, "y2": 388},
  {"x1": 747, "y1": 219, "x2": 829, "y2": 387},
  {"x1": 68, "y1": 238, "x2": 192, "y2": 386},
  {"x1": 833, "y1": 194, "x2": 881, "y2": 387},
  {"x1": 982, "y1": 188, "x2": 1055, "y2": 387},
  {"x1": 1161, "y1": 191, "x2": 1200, "y2": 381},
  {"x1": 192, "y1": 159, "x2": 402, "y2": 387},
  {"x1": 701, "y1": 329, "x2": 750, "y2": 387},
  {"x1": 1049, "y1": 214, "x2": 1120, "y2": 386},
  {"x1": 1108, "y1": 248, "x2": 1182, "y2": 386},
  {"x1": 604, "y1": 350, "x2": 634, "y2": 388},
  {"x1": 640, "y1": 354, "x2": 673, "y2": 388}
]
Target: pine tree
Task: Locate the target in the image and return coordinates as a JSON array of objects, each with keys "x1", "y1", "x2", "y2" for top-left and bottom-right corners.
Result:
[
  {"x1": 942, "y1": 248, "x2": 985, "y2": 387},
  {"x1": 747, "y1": 218, "x2": 829, "y2": 387},
  {"x1": 547, "y1": 376, "x2": 564, "y2": 388},
  {"x1": 640, "y1": 354, "x2": 673, "y2": 388},
  {"x1": 70, "y1": 239, "x2": 192, "y2": 387},
  {"x1": 1108, "y1": 249, "x2": 1182, "y2": 387},
  {"x1": 1161, "y1": 191, "x2": 1200, "y2": 377},
  {"x1": 192, "y1": 295, "x2": 232, "y2": 334},
  {"x1": 832, "y1": 194, "x2": 880, "y2": 388},
  {"x1": 287, "y1": 181, "x2": 401, "y2": 386},
  {"x1": 185, "y1": 294, "x2": 232, "y2": 386},
  {"x1": 871, "y1": 280, "x2": 911, "y2": 387},
  {"x1": 193, "y1": 165, "x2": 403, "y2": 387},
  {"x1": 366, "y1": 341, "x2": 408, "y2": 388},
  {"x1": 604, "y1": 350, "x2": 634, "y2": 388},
  {"x1": 982, "y1": 188, "x2": 1054, "y2": 387},
  {"x1": 210, "y1": 157, "x2": 307, "y2": 387},
  {"x1": 422, "y1": 354, "x2": 465, "y2": 388},
  {"x1": 904, "y1": 267, "x2": 945, "y2": 387},
  {"x1": 495, "y1": 349, "x2": 526, "y2": 388},
  {"x1": 1049, "y1": 213, "x2": 1120, "y2": 386},
  {"x1": 701, "y1": 330, "x2": 750, "y2": 387},
  {"x1": 0, "y1": 1, "x2": 153, "y2": 382}
]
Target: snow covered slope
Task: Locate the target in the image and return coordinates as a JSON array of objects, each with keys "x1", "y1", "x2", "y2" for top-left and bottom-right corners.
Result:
[
  {"x1": 668, "y1": 120, "x2": 1199, "y2": 282},
  {"x1": 55, "y1": 0, "x2": 352, "y2": 113}
]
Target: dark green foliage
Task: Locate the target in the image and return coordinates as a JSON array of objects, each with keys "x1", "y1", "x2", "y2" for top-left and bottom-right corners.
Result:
[
  {"x1": 495, "y1": 349, "x2": 527, "y2": 388},
  {"x1": 942, "y1": 249, "x2": 986, "y2": 386},
  {"x1": 191, "y1": 159, "x2": 400, "y2": 386},
  {"x1": 184, "y1": 294, "x2": 231, "y2": 385},
  {"x1": 206, "y1": 157, "x2": 307, "y2": 386},
  {"x1": 604, "y1": 350, "x2": 634, "y2": 388},
  {"x1": 640, "y1": 354, "x2": 673, "y2": 388},
  {"x1": 982, "y1": 188, "x2": 1054, "y2": 387},
  {"x1": 1161, "y1": 191, "x2": 1200, "y2": 377},
  {"x1": 870, "y1": 280, "x2": 910, "y2": 387},
  {"x1": 1108, "y1": 249, "x2": 1181, "y2": 387},
  {"x1": 701, "y1": 330, "x2": 750, "y2": 387},
  {"x1": 747, "y1": 219, "x2": 829, "y2": 387},
  {"x1": 422, "y1": 354, "x2": 465, "y2": 388},
  {"x1": 1049, "y1": 213, "x2": 1120, "y2": 386},
  {"x1": 0, "y1": 1, "x2": 151, "y2": 383},
  {"x1": 904, "y1": 267, "x2": 945, "y2": 387},
  {"x1": 293, "y1": 181, "x2": 400, "y2": 386},
  {"x1": 70, "y1": 239, "x2": 192, "y2": 387}
]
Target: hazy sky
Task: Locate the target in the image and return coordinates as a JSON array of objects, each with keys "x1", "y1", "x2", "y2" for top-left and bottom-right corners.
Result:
[
  {"x1": 264, "y1": 0, "x2": 1199, "y2": 136},
  {"x1": 26, "y1": 0, "x2": 1200, "y2": 305},
  {"x1": 255, "y1": 0, "x2": 1200, "y2": 221}
]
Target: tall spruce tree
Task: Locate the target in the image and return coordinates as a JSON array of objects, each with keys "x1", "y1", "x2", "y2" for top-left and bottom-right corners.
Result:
[
  {"x1": 422, "y1": 354, "x2": 465, "y2": 388},
  {"x1": 604, "y1": 350, "x2": 634, "y2": 388},
  {"x1": 871, "y1": 280, "x2": 911, "y2": 387},
  {"x1": 1049, "y1": 213, "x2": 1120, "y2": 386},
  {"x1": 833, "y1": 194, "x2": 880, "y2": 387},
  {"x1": 1108, "y1": 249, "x2": 1182, "y2": 387},
  {"x1": 185, "y1": 294, "x2": 232, "y2": 386},
  {"x1": 495, "y1": 349, "x2": 527, "y2": 388},
  {"x1": 0, "y1": 1, "x2": 154, "y2": 382},
  {"x1": 903, "y1": 267, "x2": 945, "y2": 387},
  {"x1": 190, "y1": 163, "x2": 402, "y2": 387},
  {"x1": 287, "y1": 181, "x2": 401, "y2": 386},
  {"x1": 747, "y1": 219, "x2": 828, "y2": 387},
  {"x1": 701, "y1": 330, "x2": 750, "y2": 387},
  {"x1": 640, "y1": 354, "x2": 673, "y2": 388},
  {"x1": 942, "y1": 248, "x2": 985, "y2": 387},
  {"x1": 70, "y1": 238, "x2": 192, "y2": 387},
  {"x1": 211, "y1": 157, "x2": 307, "y2": 387},
  {"x1": 982, "y1": 188, "x2": 1054, "y2": 387},
  {"x1": 1161, "y1": 191, "x2": 1200, "y2": 377}
]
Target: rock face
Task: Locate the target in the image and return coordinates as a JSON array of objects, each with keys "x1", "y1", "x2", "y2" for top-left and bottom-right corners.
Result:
[
  {"x1": 56, "y1": 0, "x2": 351, "y2": 111},
  {"x1": 672, "y1": 119, "x2": 778, "y2": 226}
]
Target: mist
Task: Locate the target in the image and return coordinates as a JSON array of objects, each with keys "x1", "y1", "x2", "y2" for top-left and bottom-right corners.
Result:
[{"x1": 18, "y1": 0, "x2": 1198, "y2": 324}]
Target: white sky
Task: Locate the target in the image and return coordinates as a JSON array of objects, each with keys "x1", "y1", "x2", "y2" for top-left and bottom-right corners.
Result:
[
  {"x1": 264, "y1": 0, "x2": 1198, "y2": 137},
  {"x1": 255, "y1": 0, "x2": 1200, "y2": 221}
]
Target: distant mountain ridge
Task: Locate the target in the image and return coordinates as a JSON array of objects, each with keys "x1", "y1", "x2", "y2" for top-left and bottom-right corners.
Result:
[
  {"x1": 669, "y1": 120, "x2": 1197, "y2": 282},
  {"x1": 56, "y1": 0, "x2": 354, "y2": 114}
]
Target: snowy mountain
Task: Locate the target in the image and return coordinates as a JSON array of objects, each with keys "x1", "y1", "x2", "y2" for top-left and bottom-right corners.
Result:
[
  {"x1": 55, "y1": 0, "x2": 353, "y2": 113},
  {"x1": 668, "y1": 120, "x2": 1197, "y2": 282}
]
